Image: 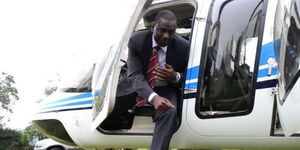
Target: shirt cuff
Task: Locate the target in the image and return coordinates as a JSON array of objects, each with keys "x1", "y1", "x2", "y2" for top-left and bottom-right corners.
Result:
[
  {"x1": 171, "y1": 72, "x2": 181, "y2": 83},
  {"x1": 148, "y1": 92, "x2": 158, "y2": 103},
  {"x1": 175, "y1": 72, "x2": 181, "y2": 83}
]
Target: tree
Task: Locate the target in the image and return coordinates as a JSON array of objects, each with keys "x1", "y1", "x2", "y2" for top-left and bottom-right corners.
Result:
[
  {"x1": 0, "y1": 72, "x2": 24, "y2": 150},
  {"x1": 44, "y1": 73, "x2": 60, "y2": 96},
  {"x1": 0, "y1": 127, "x2": 20, "y2": 149},
  {"x1": 0, "y1": 72, "x2": 19, "y2": 112},
  {"x1": 44, "y1": 86, "x2": 57, "y2": 96},
  {"x1": 0, "y1": 72, "x2": 19, "y2": 127},
  {"x1": 0, "y1": 127, "x2": 32, "y2": 150},
  {"x1": 21, "y1": 122, "x2": 46, "y2": 144}
]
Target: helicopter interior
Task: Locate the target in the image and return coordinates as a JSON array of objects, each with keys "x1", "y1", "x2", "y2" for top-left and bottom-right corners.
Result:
[{"x1": 97, "y1": 1, "x2": 196, "y2": 134}]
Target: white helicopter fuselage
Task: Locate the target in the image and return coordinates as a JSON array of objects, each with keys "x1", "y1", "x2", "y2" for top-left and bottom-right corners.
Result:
[{"x1": 32, "y1": 0, "x2": 300, "y2": 149}]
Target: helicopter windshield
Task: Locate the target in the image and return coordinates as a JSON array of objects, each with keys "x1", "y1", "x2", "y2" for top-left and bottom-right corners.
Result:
[{"x1": 58, "y1": 59, "x2": 95, "y2": 93}]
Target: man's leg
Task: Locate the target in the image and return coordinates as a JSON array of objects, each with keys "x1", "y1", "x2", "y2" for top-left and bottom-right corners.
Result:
[{"x1": 151, "y1": 86, "x2": 178, "y2": 150}]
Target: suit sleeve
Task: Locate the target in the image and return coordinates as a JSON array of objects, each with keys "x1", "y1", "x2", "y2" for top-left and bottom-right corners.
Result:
[
  {"x1": 179, "y1": 43, "x2": 189, "y2": 84},
  {"x1": 173, "y1": 36, "x2": 190, "y2": 87},
  {"x1": 127, "y1": 37, "x2": 154, "y2": 101}
]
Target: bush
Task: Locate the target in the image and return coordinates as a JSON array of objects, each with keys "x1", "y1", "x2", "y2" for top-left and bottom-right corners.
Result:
[{"x1": 0, "y1": 127, "x2": 32, "y2": 150}]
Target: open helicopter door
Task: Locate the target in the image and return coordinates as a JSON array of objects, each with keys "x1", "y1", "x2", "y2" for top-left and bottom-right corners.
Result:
[
  {"x1": 90, "y1": 0, "x2": 153, "y2": 131},
  {"x1": 274, "y1": 0, "x2": 300, "y2": 137}
]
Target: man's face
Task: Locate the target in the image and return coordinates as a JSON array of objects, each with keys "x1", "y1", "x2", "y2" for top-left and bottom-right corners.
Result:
[{"x1": 153, "y1": 18, "x2": 176, "y2": 47}]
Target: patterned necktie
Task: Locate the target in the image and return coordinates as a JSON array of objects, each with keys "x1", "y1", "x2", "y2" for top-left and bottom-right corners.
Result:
[{"x1": 135, "y1": 46, "x2": 159, "y2": 107}]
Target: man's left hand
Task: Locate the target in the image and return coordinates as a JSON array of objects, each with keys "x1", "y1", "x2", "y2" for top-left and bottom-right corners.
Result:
[{"x1": 154, "y1": 63, "x2": 177, "y2": 81}]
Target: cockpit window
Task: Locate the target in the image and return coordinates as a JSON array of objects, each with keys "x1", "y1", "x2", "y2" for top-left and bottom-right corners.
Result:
[
  {"x1": 198, "y1": 0, "x2": 264, "y2": 117},
  {"x1": 60, "y1": 64, "x2": 94, "y2": 93}
]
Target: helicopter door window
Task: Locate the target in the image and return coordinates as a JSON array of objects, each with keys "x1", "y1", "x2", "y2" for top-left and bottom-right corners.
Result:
[
  {"x1": 197, "y1": 0, "x2": 264, "y2": 117},
  {"x1": 274, "y1": 0, "x2": 300, "y2": 103}
]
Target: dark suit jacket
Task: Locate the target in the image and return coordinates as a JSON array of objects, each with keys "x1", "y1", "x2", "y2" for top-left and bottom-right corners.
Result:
[{"x1": 117, "y1": 29, "x2": 189, "y2": 101}]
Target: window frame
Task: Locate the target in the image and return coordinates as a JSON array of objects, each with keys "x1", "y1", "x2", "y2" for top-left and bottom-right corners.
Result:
[
  {"x1": 194, "y1": 0, "x2": 269, "y2": 119},
  {"x1": 95, "y1": 1, "x2": 199, "y2": 135},
  {"x1": 275, "y1": 0, "x2": 300, "y2": 105}
]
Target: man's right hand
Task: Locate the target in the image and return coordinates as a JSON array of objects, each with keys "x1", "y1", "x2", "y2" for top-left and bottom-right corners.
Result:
[{"x1": 151, "y1": 95, "x2": 175, "y2": 113}]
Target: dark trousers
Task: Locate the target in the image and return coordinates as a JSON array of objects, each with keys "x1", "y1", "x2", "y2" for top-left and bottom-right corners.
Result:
[{"x1": 151, "y1": 86, "x2": 178, "y2": 150}]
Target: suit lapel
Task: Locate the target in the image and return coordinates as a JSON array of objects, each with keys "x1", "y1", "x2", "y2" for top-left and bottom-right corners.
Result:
[
  {"x1": 142, "y1": 31, "x2": 153, "y2": 70},
  {"x1": 166, "y1": 39, "x2": 175, "y2": 66}
]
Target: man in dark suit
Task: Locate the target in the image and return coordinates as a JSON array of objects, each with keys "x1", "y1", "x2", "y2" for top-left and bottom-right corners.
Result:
[{"x1": 126, "y1": 10, "x2": 189, "y2": 150}]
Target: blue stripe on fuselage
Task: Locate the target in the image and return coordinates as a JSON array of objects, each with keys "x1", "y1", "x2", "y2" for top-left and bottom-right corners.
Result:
[
  {"x1": 45, "y1": 92, "x2": 92, "y2": 106},
  {"x1": 259, "y1": 42, "x2": 276, "y2": 66},
  {"x1": 257, "y1": 41, "x2": 278, "y2": 78},
  {"x1": 42, "y1": 99, "x2": 93, "y2": 110},
  {"x1": 184, "y1": 41, "x2": 279, "y2": 90},
  {"x1": 185, "y1": 66, "x2": 200, "y2": 80},
  {"x1": 185, "y1": 82, "x2": 198, "y2": 90}
]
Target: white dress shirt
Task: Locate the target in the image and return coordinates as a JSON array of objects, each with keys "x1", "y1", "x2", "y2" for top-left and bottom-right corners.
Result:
[{"x1": 148, "y1": 36, "x2": 181, "y2": 103}]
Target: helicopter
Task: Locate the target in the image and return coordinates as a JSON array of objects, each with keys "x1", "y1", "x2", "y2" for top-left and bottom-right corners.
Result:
[{"x1": 32, "y1": 0, "x2": 300, "y2": 149}]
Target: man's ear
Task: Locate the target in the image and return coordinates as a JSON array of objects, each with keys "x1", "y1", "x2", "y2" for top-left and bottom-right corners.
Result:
[{"x1": 150, "y1": 22, "x2": 155, "y2": 32}]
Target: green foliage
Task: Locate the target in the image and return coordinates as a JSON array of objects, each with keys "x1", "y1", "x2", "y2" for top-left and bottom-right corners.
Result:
[
  {"x1": 0, "y1": 72, "x2": 19, "y2": 113},
  {"x1": 0, "y1": 72, "x2": 32, "y2": 149},
  {"x1": 22, "y1": 122, "x2": 46, "y2": 143},
  {"x1": 44, "y1": 86, "x2": 57, "y2": 96},
  {"x1": 44, "y1": 75, "x2": 60, "y2": 96},
  {"x1": 0, "y1": 127, "x2": 31, "y2": 150},
  {"x1": 0, "y1": 123, "x2": 45, "y2": 150},
  {"x1": 0, "y1": 72, "x2": 19, "y2": 127}
]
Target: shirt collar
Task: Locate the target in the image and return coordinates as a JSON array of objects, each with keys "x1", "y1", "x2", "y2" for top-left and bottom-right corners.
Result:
[{"x1": 152, "y1": 35, "x2": 167, "y2": 53}]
